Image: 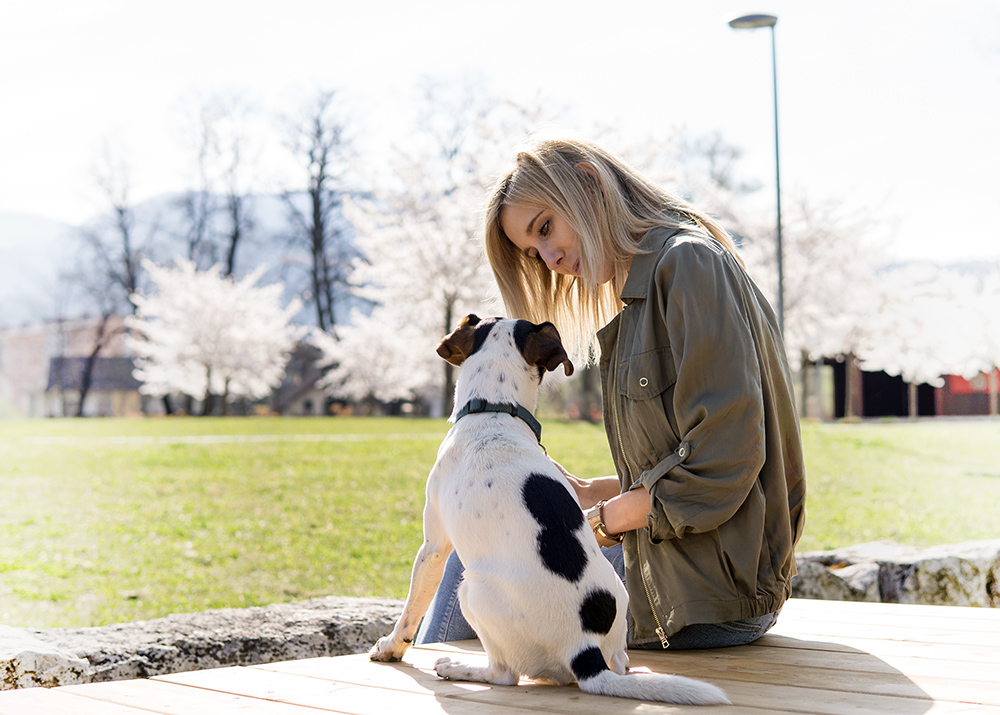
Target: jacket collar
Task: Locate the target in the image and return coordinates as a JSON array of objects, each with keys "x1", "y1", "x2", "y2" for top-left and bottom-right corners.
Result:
[{"x1": 620, "y1": 227, "x2": 682, "y2": 302}]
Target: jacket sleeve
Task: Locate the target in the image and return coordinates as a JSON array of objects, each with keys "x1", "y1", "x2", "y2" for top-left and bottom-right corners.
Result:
[{"x1": 637, "y1": 239, "x2": 766, "y2": 541}]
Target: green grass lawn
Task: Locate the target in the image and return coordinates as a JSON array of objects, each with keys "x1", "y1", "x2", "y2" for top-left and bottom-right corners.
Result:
[{"x1": 2, "y1": 416, "x2": 998, "y2": 629}]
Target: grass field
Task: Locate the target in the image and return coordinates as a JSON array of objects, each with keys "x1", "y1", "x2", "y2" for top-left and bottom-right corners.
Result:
[{"x1": 2, "y1": 416, "x2": 998, "y2": 629}]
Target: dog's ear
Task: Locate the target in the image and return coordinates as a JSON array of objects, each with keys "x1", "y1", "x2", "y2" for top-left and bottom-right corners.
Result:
[
  {"x1": 436, "y1": 314, "x2": 481, "y2": 366},
  {"x1": 522, "y1": 322, "x2": 574, "y2": 377}
]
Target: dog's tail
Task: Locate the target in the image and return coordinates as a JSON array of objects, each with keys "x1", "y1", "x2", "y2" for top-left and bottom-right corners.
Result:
[{"x1": 572, "y1": 646, "x2": 730, "y2": 706}]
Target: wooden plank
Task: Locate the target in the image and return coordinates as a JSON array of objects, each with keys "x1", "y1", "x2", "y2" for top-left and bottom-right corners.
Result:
[
  {"x1": 433, "y1": 671, "x2": 1000, "y2": 715},
  {"x1": 645, "y1": 638, "x2": 1000, "y2": 683},
  {"x1": 56, "y1": 678, "x2": 336, "y2": 714},
  {"x1": 776, "y1": 605, "x2": 1000, "y2": 635},
  {"x1": 771, "y1": 618, "x2": 999, "y2": 648},
  {"x1": 154, "y1": 665, "x2": 359, "y2": 700},
  {"x1": 626, "y1": 651, "x2": 1000, "y2": 706},
  {"x1": 159, "y1": 666, "x2": 547, "y2": 715},
  {"x1": 760, "y1": 631, "x2": 999, "y2": 662},
  {"x1": 254, "y1": 654, "x2": 496, "y2": 697},
  {"x1": 0, "y1": 687, "x2": 152, "y2": 715},
  {"x1": 784, "y1": 599, "x2": 1000, "y2": 622}
]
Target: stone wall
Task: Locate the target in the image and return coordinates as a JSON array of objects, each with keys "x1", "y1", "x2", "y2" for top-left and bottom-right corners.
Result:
[
  {"x1": 1, "y1": 596, "x2": 403, "y2": 690},
  {"x1": 792, "y1": 539, "x2": 1000, "y2": 606}
]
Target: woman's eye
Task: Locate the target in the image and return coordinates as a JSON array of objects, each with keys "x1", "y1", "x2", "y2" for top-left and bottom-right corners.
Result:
[{"x1": 539, "y1": 220, "x2": 550, "y2": 237}]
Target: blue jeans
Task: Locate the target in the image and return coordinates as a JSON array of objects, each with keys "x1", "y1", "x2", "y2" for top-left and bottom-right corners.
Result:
[{"x1": 415, "y1": 545, "x2": 778, "y2": 649}]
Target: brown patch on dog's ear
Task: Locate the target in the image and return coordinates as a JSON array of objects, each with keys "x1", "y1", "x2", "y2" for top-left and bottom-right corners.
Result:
[
  {"x1": 523, "y1": 322, "x2": 574, "y2": 376},
  {"x1": 436, "y1": 314, "x2": 481, "y2": 366}
]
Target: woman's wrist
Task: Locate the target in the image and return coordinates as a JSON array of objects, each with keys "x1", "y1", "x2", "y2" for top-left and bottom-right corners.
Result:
[{"x1": 601, "y1": 487, "x2": 650, "y2": 535}]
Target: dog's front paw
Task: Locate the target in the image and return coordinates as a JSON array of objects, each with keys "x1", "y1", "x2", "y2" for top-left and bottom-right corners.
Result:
[{"x1": 369, "y1": 636, "x2": 408, "y2": 662}]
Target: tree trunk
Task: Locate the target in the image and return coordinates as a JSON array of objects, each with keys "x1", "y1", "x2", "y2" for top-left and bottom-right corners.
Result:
[
  {"x1": 76, "y1": 350, "x2": 98, "y2": 418},
  {"x1": 908, "y1": 382, "x2": 918, "y2": 420},
  {"x1": 799, "y1": 350, "x2": 810, "y2": 419},
  {"x1": 203, "y1": 366, "x2": 215, "y2": 416},
  {"x1": 990, "y1": 367, "x2": 999, "y2": 417},
  {"x1": 75, "y1": 313, "x2": 117, "y2": 417},
  {"x1": 442, "y1": 300, "x2": 455, "y2": 417},
  {"x1": 224, "y1": 192, "x2": 242, "y2": 277},
  {"x1": 577, "y1": 363, "x2": 600, "y2": 423},
  {"x1": 845, "y1": 352, "x2": 862, "y2": 419}
]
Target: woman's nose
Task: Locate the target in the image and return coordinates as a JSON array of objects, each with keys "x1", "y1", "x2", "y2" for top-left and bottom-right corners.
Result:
[{"x1": 541, "y1": 246, "x2": 563, "y2": 272}]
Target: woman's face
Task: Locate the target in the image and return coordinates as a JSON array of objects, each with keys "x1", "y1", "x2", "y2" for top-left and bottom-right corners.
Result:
[{"x1": 501, "y1": 203, "x2": 613, "y2": 283}]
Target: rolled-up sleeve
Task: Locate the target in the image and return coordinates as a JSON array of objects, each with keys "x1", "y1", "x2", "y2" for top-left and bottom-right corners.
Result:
[{"x1": 639, "y1": 240, "x2": 766, "y2": 542}]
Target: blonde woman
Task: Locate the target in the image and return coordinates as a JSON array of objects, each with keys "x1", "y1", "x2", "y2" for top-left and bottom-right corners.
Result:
[{"x1": 417, "y1": 138, "x2": 806, "y2": 650}]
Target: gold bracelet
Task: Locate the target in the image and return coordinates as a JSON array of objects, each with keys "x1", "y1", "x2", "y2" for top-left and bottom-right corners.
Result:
[{"x1": 586, "y1": 499, "x2": 624, "y2": 548}]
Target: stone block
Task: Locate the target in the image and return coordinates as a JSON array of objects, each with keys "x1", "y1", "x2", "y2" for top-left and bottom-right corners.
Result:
[
  {"x1": 793, "y1": 539, "x2": 1000, "y2": 607},
  {"x1": 1, "y1": 596, "x2": 402, "y2": 690}
]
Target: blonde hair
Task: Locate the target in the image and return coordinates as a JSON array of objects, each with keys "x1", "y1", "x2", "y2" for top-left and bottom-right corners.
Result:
[{"x1": 484, "y1": 137, "x2": 743, "y2": 358}]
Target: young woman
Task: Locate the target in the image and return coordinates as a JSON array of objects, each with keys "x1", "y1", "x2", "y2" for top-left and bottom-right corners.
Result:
[{"x1": 417, "y1": 137, "x2": 806, "y2": 650}]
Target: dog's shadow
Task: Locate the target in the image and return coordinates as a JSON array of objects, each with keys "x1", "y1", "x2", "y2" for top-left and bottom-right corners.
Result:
[{"x1": 394, "y1": 636, "x2": 939, "y2": 712}]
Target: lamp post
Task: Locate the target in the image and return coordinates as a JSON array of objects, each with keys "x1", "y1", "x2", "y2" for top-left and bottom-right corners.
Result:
[{"x1": 729, "y1": 13, "x2": 783, "y2": 335}]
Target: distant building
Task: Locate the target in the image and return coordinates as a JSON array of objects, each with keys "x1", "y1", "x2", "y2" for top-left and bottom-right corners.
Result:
[
  {"x1": 0, "y1": 316, "x2": 132, "y2": 418},
  {"x1": 825, "y1": 358, "x2": 999, "y2": 418},
  {"x1": 270, "y1": 341, "x2": 330, "y2": 416},
  {"x1": 45, "y1": 356, "x2": 143, "y2": 417}
]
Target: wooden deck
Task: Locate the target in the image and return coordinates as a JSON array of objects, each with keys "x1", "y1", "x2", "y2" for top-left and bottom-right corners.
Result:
[{"x1": 1, "y1": 598, "x2": 998, "y2": 714}]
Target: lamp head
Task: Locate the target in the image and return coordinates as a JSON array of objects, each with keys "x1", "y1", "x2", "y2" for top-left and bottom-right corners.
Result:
[{"x1": 729, "y1": 14, "x2": 778, "y2": 29}]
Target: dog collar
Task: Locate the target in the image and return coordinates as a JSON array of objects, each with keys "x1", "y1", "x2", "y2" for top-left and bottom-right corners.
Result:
[{"x1": 455, "y1": 398, "x2": 543, "y2": 444}]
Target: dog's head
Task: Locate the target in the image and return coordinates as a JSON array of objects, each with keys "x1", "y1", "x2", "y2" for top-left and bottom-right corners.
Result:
[{"x1": 436, "y1": 314, "x2": 574, "y2": 378}]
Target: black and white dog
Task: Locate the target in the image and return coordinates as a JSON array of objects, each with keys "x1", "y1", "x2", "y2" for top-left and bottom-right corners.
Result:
[{"x1": 369, "y1": 315, "x2": 728, "y2": 706}]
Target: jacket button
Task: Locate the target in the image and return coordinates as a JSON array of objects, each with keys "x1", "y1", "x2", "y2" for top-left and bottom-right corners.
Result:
[
  {"x1": 677, "y1": 445, "x2": 687, "y2": 458},
  {"x1": 639, "y1": 377, "x2": 648, "y2": 387}
]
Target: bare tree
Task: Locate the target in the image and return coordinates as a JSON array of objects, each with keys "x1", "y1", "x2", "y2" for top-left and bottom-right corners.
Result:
[
  {"x1": 282, "y1": 90, "x2": 357, "y2": 335},
  {"x1": 176, "y1": 92, "x2": 258, "y2": 276},
  {"x1": 71, "y1": 142, "x2": 163, "y2": 415},
  {"x1": 80, "y1": 143, "x2": 153, "y2": 313}
]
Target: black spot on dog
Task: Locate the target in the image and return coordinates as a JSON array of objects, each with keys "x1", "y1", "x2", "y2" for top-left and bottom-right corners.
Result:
[
  {"x1": 579, "y1": 589, "x2": 617, "y2": 635},
  {"x1": 571, "y1": 646, "x2": 608, "y2": 681},
  {"x1": 522, "y1": 473, "x2": 587, "y2": 582},
  {"x1": 498, "y1": 373, "x2": 505, "y2": 384},
  {"x1": 486, "y1": 480, "x2": 493, "y2": 488},
  {"x1": 470, "y1": 317, "x2": 501, "y2": 356}
]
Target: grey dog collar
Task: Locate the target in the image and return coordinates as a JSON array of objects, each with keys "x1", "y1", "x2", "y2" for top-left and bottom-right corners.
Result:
[{"x1": 455, "y1": 398, "x2": 543, "y2": 444}]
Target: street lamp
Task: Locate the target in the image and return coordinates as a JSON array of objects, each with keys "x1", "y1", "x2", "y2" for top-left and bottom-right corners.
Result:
[{"x1": 729, "y1": 13, "x2": 783, "y2": 335}]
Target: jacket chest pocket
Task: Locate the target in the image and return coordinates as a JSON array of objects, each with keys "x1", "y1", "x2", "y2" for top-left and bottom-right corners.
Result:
[
  {"x1": 620, "y1": 349, "x2": 676, "y2": 400},
  {"x1": 615, "y1": 348, "x2": 681, "y2": 473}
]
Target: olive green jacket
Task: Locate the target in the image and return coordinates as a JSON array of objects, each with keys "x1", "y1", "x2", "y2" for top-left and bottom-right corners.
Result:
[{"x1": 598, "y1": 227, "x2": 806, "y2": 647}]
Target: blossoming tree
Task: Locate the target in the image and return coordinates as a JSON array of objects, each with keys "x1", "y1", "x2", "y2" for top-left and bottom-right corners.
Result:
[{"x1": 126, "y1": 259, "x2": 301, "y2": 414}]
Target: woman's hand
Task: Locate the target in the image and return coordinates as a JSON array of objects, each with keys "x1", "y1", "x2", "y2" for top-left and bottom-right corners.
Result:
[{"x1": 549, "y1": 458, "x2": 620, "y2": 510}]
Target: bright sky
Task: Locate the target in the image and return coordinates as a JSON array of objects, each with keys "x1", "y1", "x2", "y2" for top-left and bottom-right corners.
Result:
[{"x1": 2, "y1": 0, "x2": 999, "y2": 262}]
